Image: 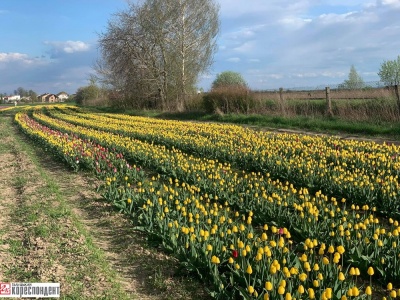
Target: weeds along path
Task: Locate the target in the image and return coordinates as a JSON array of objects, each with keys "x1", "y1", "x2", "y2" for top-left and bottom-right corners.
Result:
[{"x1": 0, "y1": 112, "x2": 209, "y2": 300}]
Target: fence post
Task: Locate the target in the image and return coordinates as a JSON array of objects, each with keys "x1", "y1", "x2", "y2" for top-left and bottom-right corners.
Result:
[
  {"x1": 395, "y1": 84, "x2": 400, "y2": 115},
  {"x1": 325, "y1": 87, "x2": 333, "y2": 117},
  {"x1": 279, "y1": 87, "x2": 285, "y2": 115}
]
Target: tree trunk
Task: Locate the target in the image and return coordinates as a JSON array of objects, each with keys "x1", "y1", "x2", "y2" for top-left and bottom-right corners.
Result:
[{"x1": 178, "y1": 0, "x2": 187, "y2": 112}]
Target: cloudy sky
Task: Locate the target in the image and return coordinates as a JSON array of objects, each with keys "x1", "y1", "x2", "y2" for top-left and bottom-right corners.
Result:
[{"x1": 1, "y1": 0, "x2": 399, "y2": 95}]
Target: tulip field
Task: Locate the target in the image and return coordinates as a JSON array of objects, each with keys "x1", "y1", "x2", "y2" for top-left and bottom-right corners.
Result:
[{"x1": 13, "y1": 105, "x2": 400, "y2": 299}]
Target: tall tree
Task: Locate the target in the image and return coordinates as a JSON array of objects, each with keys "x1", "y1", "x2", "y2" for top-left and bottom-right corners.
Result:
[
  {"x1": 378, "y1": 55, "x2": 400, "y2": 86},
  {"x1": 97, "y1": 0, "x2": 219, "y2": 110},
  {"x1": 378, "y1": 55, "x2": 400, "y2": 113},
  {"x1": 173, "y1": 0, "x2": 220, "y2": 110},
  {"x1": 28, "y1": 90, "x2": 37, "y2": 102},
  {"x1": 339, "y1": 65, "x2": 364, "y2": 89}
]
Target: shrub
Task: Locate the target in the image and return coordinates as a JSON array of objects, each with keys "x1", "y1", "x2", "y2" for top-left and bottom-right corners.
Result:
[{"x1": 203, "y1": 86, "x2": 255, "y2": 114}]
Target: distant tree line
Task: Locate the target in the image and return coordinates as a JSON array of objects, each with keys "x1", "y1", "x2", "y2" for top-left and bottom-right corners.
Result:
[{"x1": 0, "y1": 87, "x2": 37, "y2": 103}]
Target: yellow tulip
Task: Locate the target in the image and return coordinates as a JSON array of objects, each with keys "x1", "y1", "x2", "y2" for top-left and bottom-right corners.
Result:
[
  {"x1": 308, "y1": 288, "x2": 315, "y2": 299},
  {"x1": 352, "y1": 286, "x2": 359, "y2": 296},
  {"x1": 211, "y1": 255, "x2": 220, "y2": 264},
  {"x1": 338, "y1": 272, "x2": 345, "y2": 281},
  {"x1": 278, "y1": 286, "x2": 285, "y2": 295},
  {"x1": 248, "y1": 286, "x2": 254, "y2": 294},
  {"x1": 298, "y1": 285, "x2": 305, "y2": 294},
  {"x1": 299, "y1": 273, "x2": 307, "y2": 281},
  {"x1": 246, "y1": 264, "x2": 253, "y2": 274},
  {"x1": 336, "y1": 245, "x2": 345, "y2": 254},
  {"x1": 325, "y1": 288, "x2": 332, "y2": 299},
  {"x1": 365, "y1": 286, "x2": 372, "y2": 295}
]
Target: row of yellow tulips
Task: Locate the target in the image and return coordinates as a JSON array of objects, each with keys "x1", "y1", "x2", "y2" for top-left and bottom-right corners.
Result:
[{"x1": 46, "y1": 106, "x2": 400, "y2": 219}]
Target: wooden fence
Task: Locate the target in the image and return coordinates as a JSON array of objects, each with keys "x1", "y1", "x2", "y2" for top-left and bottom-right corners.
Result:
[
  {"x1": 254, "y1": 86, "x2": 394, "y2": 101},
  {"x1": 252, "y1": 85, "x2": 400, "y2": 121}
]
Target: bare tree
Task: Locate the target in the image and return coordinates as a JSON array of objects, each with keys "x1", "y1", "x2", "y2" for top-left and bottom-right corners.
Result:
[
  {"x1": 173, "y1": 0, "x2": 220, "y2": 110},
  {"x1": 97, "y1": 4, "x2": 163, "y2": 108},
  {"x1": 97, "y1": 0, "x2": 219, "y2": 110}
]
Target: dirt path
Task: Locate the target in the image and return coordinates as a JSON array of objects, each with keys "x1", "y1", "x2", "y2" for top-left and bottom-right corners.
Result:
[
  {"x1": 0, "y1": 112, "x2": 128, "y2": 299},
  {"x1": 0, "y1": 135, "x2": 19, "y2": 282},
  {"x1": 0, "y1": 112, "x2": 209, "y2": 299}
]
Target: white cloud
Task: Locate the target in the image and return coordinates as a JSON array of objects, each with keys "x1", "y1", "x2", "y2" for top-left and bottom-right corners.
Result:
[
  {"x1": 44, "y1": 40, "x2": 91, "y2": 56},
  {"x1": 0, "y1": 52, "x2": 29, "y2": 63},
  {"x1": 292, "y1": 73, "x2": 319, "y2": 78},
  {"x1": 226, "y1": 29, "x2": 256, "y2": 40},
  {"x1": 224, "y1": 25, "x2": 267, "y2": 40},
  {"x1": 321, "y1": 71, "x2": 346, "y2": 78},
  {"x1": 218, "y1": 0, "x2": 312, "y2": 19},
  {"x1": 233, "y1": 41, "x2": 256, "y2": 53},
  {"x1": 0, "y1": 52, "x2": 46, "y2": 66},
  {"x1": 265, "y1": 74, "x2": 284, "y2": 80},
  {"x1": 380, "y1": 0, "x2": 400, "y2": 6},
  {"x1": 279, "y1": 17, "x2": 312, "y2": 29},
  {"x1": 317, "y1": 11, "x2": 359, "y2": 24},
  {"x1": 226, "y1": 57, "x2": 241, "y2": 63}
]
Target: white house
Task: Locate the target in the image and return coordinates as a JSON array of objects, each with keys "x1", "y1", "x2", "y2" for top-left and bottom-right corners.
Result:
[
  {"x1": 4, "y1": 95, "x2": 21, "y2": 103},
  {"x1": 57, "y1": 92, "x2": 69, "y2": 102}
]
